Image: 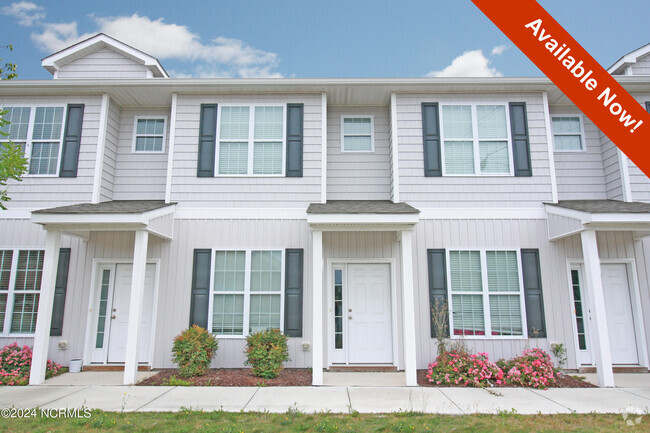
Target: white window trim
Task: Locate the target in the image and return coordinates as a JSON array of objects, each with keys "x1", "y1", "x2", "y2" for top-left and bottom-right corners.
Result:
[
  {"x1": 439, "y1": 102, "x2": 514, "y2": 177},
  {"x1": 0, "y1": 104, "x2": 68, "y2": 178},
  {"x1": 215, "y1": 103, "x2": 287, "y2": 177},
  {"x1": 207, "y1": 248, "x2": 285, "y2": 339},
  {"x1": 551, "y1": 114, "x2": 587, "y2": 153},
  {"x1": 131, "y1": 116, "x2": 167, "y2": 154},
  {"x1": 0, "y1": 247, "x2": 45, "y2": 337},
  {"x1": 446, "y1": 248, "x2": 528, "y2": 340},
  {"x1": 340, "y1": 115, "x2": 375, "y2": 153}
]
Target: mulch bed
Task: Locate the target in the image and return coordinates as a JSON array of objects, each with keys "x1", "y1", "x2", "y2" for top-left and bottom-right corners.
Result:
[
  {"x1": 417, "y1": 370, "x2": 597, "y2": 388},
  {"x1": 137, "y1": 368, "x2": 312, "y2": 386}
]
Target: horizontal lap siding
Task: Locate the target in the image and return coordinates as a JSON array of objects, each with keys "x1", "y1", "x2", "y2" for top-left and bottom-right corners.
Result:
[
  {"x1": 327, "y1": 106, "x2": 391, "y2": 200},
  {"x1": 627, "y1": 94, "x2": 650, "y2": 202},
  {"x1": 396, "y1": 94, "x2": 552, "y2": 208},
  {"x1": 112, "y1": 108, "x2": 170, "y2": 200},
  {"x1": 153, "y1": 218, "x2": 313, "y2": 368},
  {"x1": 101, "y1": 99, "x2": 120, "y2": 201},
  {"x1": 629, "y1": 54, "x2": 650, "y2": 76},
  {"x1": 601, "y1": 132, "x2": 623, "y2": 200},
  {"x1": 56, "y1": 48, "x2": 149, "y2": 79},
  {"x1": 170, "y1": 94, "x2": 321, "y2": 207},
  {"x1": 550, "y1": 106, "x2": 607, "y2": 200},
  {"x1": 2, "y1": 96, "x2": 101, "y2": 209}
]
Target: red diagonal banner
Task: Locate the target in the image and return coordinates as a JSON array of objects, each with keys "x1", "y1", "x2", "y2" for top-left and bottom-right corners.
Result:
[{"x1": 471, "y1": 0, "x2": 650, "y2": 178}]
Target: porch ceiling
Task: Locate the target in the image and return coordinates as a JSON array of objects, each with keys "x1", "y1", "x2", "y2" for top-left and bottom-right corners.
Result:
[
  {"x1": 30, "y1": 200, "x2": 176, "y2": 240},
  {"x1": 306, "y1": 200, "x2": 420, "y2": 231},
  {"x1": 545, "y1": 200, "x2": 650, "y2": 240}
]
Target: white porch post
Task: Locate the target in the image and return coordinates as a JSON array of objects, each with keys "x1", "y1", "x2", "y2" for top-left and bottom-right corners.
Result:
[
  {"x1": 400, "y1": 230, "x2": 418, "y2": 386},
  {"x1": 312, "y1": 230, "x2": 324, "y2": 385},
  {"x1": 580, "y1": 230, "x2": 615, "y2": 387},
  {"x1": 29, "y1": 230, "x2": 61, "y2": 385},
  {"x1": 123, "y1": 230, "x2": 149, "y2": 385}
]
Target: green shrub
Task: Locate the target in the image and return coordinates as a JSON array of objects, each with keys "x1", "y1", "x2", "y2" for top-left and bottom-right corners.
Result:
[
  {"x1": 165, "y1": 376, "x2": 193, "y2": 386},
  {"x1": 245, "y1": 329, "x2": 290, "y2": 379},
  {"x1": 171, "y1": 325, "x2": 218, "y2": 377}
]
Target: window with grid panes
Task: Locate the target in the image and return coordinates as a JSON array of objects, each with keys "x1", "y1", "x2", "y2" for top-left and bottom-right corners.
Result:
[
  {"x1": 0, "y1": 250, "x2": 45, "y2": 335},
  {"x1": 133, "y1": 118, "x2": 166, "y2": 152}
]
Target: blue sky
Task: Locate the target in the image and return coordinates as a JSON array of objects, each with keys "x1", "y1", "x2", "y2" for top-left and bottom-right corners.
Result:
[{"x1": 1, "y1": 0, "x2": 648, "y2": 80}]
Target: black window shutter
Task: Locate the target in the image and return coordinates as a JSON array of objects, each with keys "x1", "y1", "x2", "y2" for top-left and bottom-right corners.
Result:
[
  {"x1": 189, "y1": 249, "x2": 212, "y2": 329},
  {"x1": 427, "y1": 249, "x2": 448, "y2": 338},
  {"x1": 284, "y1": 249, "x2": 304, "y2": 337},
  {"x1": 421, "y1": 103, "x2": 442, "y2": 177},
  {"x1": 197, "y1": 104, "x2": 217, "y2": 177},
  {"x1": 50, "y1": 248, "x2": 71, "y2": 336},
  {"x1": 509, "y1": 102, "x2": 532, "y2": 177},
  {"x1": 59, "y1": 104, "x2": 84, "y2": 177},
  {"x1": 646, "y1": 101, "x2": 650, "y2": 113},
  {"x1": 286, "y1": 103, "x2": 304, "y2": 177},
  {"x1": 521, "y1": 249, "x2": 547, "y2": 338}
]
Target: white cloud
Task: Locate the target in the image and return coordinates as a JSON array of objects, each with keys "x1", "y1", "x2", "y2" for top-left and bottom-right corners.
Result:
[
  {"x1": 426, "y1": 50, "x2": 502, "y2": 78},
  {"x1": 28, "y1": 9, "x2": 282, "y2": 78},
  {"x1": 1, "y1": 1, "x2": 45, "y2": 27},
  {"x1": 491, "y1": 45, "x2": 508, "y2": 56}
]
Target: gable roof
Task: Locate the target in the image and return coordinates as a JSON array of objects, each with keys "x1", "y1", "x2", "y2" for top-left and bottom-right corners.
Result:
[
  {"x1": 41, "y1": 33, "x2": 169, "y2": 78},
  {"x1": 608, "y1": 43, "x2": 650, "y2": 75}
]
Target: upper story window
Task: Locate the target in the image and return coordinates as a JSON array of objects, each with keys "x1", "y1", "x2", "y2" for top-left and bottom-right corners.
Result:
[
  {"x1": 552, "y1": 116, "x2": 584, "y2": 151},
  {"x1": 441, "y1": 104, "x2": 512, "y2": 175},
  {"x1": 218, "y1": 105, "x2": 285, "y2": 176},
  {"x1": 1, "y1": 106, "x2": 65, "y2": 176},
  {"x1": 0, "y1": 249, "x2": 45, "y2": 335},
  {"x1": 133, "y1": 117, "x2": 166, "y2": 153},
  {"x1": 341, "y1": 116, "x2": 374, "y2": 152}
]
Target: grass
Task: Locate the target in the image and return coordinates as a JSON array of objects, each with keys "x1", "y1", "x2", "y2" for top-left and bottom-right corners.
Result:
[{"x1": 1, "y1": 410, "x2": 648, "y2": 432}]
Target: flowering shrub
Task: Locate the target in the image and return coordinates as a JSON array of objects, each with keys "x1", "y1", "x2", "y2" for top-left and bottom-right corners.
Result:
[
  {"x1": 497, "y1": 348, "x2": 557, "y2": 389},
  {"x1": 426, "y1": 350, "x2": 504, "y2": 387},
  {"x1": 0, "y1": 343, "x2": 62, "y2": 386}
]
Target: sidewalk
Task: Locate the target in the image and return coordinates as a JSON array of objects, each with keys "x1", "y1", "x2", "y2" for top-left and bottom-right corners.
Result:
[{"x1": 1, "y1": 384, "x2": 650, "y2": 414}]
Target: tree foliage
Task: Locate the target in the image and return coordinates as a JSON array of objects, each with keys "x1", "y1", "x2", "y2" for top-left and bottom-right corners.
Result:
[{"x1": 0, "y1": 44, "x2": 28, "y2": 210}]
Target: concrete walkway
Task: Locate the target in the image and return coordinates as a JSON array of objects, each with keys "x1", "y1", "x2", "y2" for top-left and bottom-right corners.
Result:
[{"x1": 2, "y1": 384, "x2": 650, "y2": 414}]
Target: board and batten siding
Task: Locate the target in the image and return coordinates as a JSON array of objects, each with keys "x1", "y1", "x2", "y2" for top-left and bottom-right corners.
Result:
[
  {"x1": 395, "y1": 94, "x2": 553, "y2": 208},
  {"x1": 1, "y1": 96, "x2": 101, "y2": 209},
  {"x1": 629, "y1": 53, "x2": 650, "y2": 76},
  {"x1": 550, "y1": 106, "x2": 608, "y2": 200},
  {"x1": 100, "y1": 98, "x2": 121, "y2": 201},
  {"x1": 326, "y1": 106, "x2": 392, "y2": 200},
  {"x1": 111, "y1": 108, "x2": 170, "y2": 200},
  {"x1": 170, "y1": 94, "x2": 322, "y2": 208},
  {"x1": 56, "y1": 47, "x2": 150, "y2": 79}
]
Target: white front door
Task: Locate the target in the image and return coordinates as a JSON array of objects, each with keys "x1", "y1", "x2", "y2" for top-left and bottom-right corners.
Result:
[
  {"x1": 91, "y1": 263, "x2": 155, "y2": 364},
  {"x1": 602, "y1": 264, "x2": 639, "y2": 365},
  {"x1": 347, "y1": 264, "x2": 393, "y2": 364}
]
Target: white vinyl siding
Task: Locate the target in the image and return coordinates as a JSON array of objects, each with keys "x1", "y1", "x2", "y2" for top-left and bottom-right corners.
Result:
[
  {"x1": 448, "y1": 250, "x2": 525, "y2": 338},
  {"x1": 441, "y1": 104, "x2": 511, "y2": 175},
  {"x1": 341, "y1": 116, "x2": 374, "y2": 152},
  {"x1": 552, "y1": 116, "x2": 584, "y2": 151},
  {"x1": 217, "y1": 105, "x2": 285, "y2": 176},
  {"x1": 133, "y1": 117, "x2": 166, "y2": 153},
  {"x1": 210, "y1": 249, "x2": 284, "y2": 337},
  {"x1": 56, "y1": 47, "x2": 150, "y2": 79},
  {"x1": 0, "y1": 249, "x2": 44, "y2": 336}
]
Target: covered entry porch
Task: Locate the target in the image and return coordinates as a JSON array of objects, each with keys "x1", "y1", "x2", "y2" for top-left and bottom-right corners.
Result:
[
  {"x1": 307, "y1": 200, "x2": 420, "y2": 386},
  {"x1": 28, "y1": 200, "x2": 175, "y2": 385},
  {"x1": 545, "y1": 200, "x2": 650, "y2": 387}
]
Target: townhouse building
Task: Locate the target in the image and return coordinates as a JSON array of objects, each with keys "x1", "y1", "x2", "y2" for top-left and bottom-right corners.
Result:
[{"x1": 1, "y1": 34, "x2": 650, "y2": 387}]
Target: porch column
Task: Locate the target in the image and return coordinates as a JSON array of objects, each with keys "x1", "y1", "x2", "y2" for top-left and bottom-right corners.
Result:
[
  {"x1": 312, "y1": 230, "x2": 324, "y2": 385},
  {"x1": 29, "y1": 230, "x2": 61, "y2": 385},
  {"x1": 580, "y1": 230, "x2": 615, "y2": 387},
  {"x1": 123, "y1": 230, "x2": 149, "y2": 385},
  {"x1": 400, "y1": 230, "x2": 418, "y2": 386}
]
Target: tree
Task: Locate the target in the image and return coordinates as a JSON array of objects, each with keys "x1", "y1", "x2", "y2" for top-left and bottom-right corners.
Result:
[{"x1": 0, "y1": 44, "x2": 28, "y2": 210}]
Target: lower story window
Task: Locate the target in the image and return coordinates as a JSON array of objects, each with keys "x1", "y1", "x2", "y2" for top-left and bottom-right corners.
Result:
[
  {"x1": 211, "y1": 249, "x2": 283, "y2": 336},
  {"x1": 0, "y1": 249, "x2": 44, "y2": 335},
  {"x1": 449, "y1": 250, "x2": 524, "y2": 337}
]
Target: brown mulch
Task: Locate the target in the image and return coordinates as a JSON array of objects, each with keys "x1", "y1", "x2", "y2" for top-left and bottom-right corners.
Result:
[
  {"x1": 137, "y1": 368, "x2": 312, "y2": 386},
  {"x1": 417, "y1": 369, "x2": 597, "y2": 388}
]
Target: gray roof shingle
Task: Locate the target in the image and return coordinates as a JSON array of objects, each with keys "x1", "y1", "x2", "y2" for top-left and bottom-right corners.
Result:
[
  {"x1": 548, "y1": 200, "x2": 650, "y2": 214},
  {"x1": 307, "y1": 200, "x2": 419, "y2": 214},
  {"x1": 33, "y1": 200, "x2": 174, "y2": 215}
]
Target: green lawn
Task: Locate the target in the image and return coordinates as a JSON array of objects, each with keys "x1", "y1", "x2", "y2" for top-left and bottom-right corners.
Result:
[{"x1": 1, "y1": 410, "x2": 648, "y2": 433}]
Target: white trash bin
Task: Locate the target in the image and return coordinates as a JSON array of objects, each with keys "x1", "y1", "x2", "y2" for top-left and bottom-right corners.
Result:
[{"x1": 68, "y1": 359, "x2": 82, "y2": 373}]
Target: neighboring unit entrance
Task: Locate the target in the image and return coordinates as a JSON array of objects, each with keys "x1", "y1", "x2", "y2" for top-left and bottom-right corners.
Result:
[
  {"x1": 90, "y1": 263, "x2": 156, "y2": 364},
  {"x1": 330, "y1": 263, "x2": 393, "y2": 365}
]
